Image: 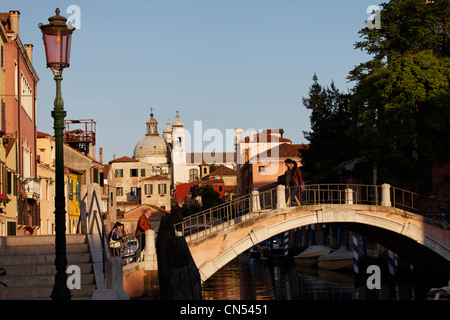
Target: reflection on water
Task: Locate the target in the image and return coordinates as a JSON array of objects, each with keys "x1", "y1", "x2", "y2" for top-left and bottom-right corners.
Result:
[{"x1": 202, "y1": 253, "x2": 441, "y2": 300}]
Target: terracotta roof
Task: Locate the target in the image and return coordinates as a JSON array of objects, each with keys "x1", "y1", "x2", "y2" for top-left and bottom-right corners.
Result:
[
  {"x1": 37, "y1": 131, "x2": 53, "y2": 139},
  {"x1": 141, "y1": 174, "x2": 170, "y2": 181},
  {"x1": 109, "y1": 156, "x2": 139, "y2": 163},
  {"x1": 0, "y1": 13, "x2": 10, "y2": 24},
  {"x1": 208, "y1": 166, "x2": 237, "y2": 177},
  {"x1": 256, "y1": 143, "x2": 308, "y2": 160}
]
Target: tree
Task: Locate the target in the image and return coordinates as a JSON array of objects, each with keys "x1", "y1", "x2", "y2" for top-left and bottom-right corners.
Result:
[
  {"x1": 347, "y1": 0, "x2": 450, "y2": 190},
  {"x1": 302, "y1": 75, "x2": 357, "y2": 182},
  {"x1": 198, "y1": 184, "x2": 223, "y2": 209},
  {"x1": 349, "y1": 0, "x2": 449, "y2": 83}
]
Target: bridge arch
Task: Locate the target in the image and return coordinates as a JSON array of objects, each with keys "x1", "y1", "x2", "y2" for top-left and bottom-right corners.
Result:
[{"x1": 186, "y1": 204, "x2": 450, "y2": 282}]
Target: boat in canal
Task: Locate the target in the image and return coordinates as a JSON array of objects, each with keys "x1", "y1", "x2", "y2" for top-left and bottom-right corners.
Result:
[
  {"x1": 318, "y1": 248, "x2": 353, "y2": 271},
  {"x1": 294, "y1": 245, "x2": 334, "y2": 266}
]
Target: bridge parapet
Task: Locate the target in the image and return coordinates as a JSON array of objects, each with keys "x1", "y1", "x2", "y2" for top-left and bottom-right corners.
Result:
[{"x1": 176, "y1": 183, "x2": 423, "y2": 241}]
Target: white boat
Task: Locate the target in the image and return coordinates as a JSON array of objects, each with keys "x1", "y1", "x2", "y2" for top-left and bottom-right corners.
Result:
[
  {"x1": 294, "y1": 245, "x2": 334, "y2": 266},
  {"x1": 318, "y1": 248, "x2": 353, "y2": 271}
]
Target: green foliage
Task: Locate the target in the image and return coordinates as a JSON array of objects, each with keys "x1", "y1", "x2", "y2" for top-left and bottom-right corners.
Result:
[
  {"x1": 302, "y1": 75, "x2": 357, "y2": 182},
  {"x1": 198, "y1": 184, "x2": 224, "y2": 209},
  {"x1": 303, "y1": 0, "x2": 450, "y2": 190},
  {"x1": 348, "y1": 0, "x2": 450, "y2": 189}
]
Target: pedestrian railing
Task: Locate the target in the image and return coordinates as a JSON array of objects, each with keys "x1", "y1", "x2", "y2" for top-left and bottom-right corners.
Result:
[
  {"x1": 177, "y1": 193, "x2": 252, "y2": 241},
  {"x1": 391, "y1": 186, "x2": 420, "y2": 212},
  {"x1": 175, "y1": 183, "x2": 422, "y2": 240},
  {"x1": 109, "y1": 233, "x2": 145, "y2": 266}
]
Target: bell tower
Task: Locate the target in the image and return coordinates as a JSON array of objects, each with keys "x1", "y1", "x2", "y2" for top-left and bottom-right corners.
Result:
[{"x1": 171, "y1": 111, "x2": 188, "y2": 185}]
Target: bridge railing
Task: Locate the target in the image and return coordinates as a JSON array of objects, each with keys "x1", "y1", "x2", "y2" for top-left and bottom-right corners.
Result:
[
  {"x1": 109, "y1": 232, "x2": 145, "y2": 266},
  {"x1": 289, "y1": 184, "x2": 382, "y2": 206},
  {"x1": 177, "y1": 193, "x2": 252, "y2": 240},
  {"x1": 176, "y1": 183, "x2": 421, "y2": 239},
  {"x1": 391, "y1": 186, "x2": 420, "y2": 213}
]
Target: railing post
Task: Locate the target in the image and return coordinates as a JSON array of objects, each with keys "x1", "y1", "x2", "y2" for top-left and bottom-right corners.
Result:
[
  {"x1": 345, "y1": 188, "x2": 353, "y2": 204},
  {"x1": 144, "y1": 229, "x2": 157, "y2": 271},
  {"x1": 381, "y1": 183, "x2": 391, "y2": 207},
  {"x1": 277, "y1": 185, "x2": 286, "y2": 209},
  {"x1": 251, "y1": 189, "x2": 260, "y2": 212}
]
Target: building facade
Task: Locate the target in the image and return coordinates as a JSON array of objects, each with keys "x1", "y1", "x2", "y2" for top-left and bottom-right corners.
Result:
[
  {"x1": 235, "y1": 128, "x2": 308, "y2": 196},
  {"x1": 110, "y1": 111, "x2": 237, "y2": 214},
  {"x1": 1, "y1": 10, "x2": 39, "y2": 235}
]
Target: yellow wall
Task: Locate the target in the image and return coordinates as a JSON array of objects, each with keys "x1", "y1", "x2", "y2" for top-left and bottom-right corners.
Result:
[{"x1": 68, "y1": 172, "x2": 81, "y2": 233}]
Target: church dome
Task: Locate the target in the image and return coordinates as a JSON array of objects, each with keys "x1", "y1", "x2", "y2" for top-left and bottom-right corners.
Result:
[
  {"x1": 134, "y1": 135, "x2": 168, "y2": 158},
  {"x1": 133, "y1": 112, "x2": 169, "y2": 161}
]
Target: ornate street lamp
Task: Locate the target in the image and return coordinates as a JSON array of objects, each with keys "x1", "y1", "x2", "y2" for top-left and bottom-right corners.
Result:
[{"x1": 39, "y1": 8, "x2": 75, "y2": 300}]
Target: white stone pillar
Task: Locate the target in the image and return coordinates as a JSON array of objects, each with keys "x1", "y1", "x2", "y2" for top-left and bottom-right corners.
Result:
[
  {"x1": 277, "y1": 185, "x2": 286, "y2": 209},
  {"x1": 144, "y1": 229, "x2": 158, "y2": 271},
  {"x1": 381, "y1": 183, "x2": 391, "y2": 207},
  {"x1": 251, "y1": 190, "x2": 260, "y2": 212},
  {"x1": 345, "y1": 188, "x2": 354, "y2": 204}
]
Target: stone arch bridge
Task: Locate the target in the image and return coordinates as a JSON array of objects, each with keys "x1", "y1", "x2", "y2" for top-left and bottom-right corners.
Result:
[{"x1": 176, "y1": 184, "x2": 450, "y2": 282}]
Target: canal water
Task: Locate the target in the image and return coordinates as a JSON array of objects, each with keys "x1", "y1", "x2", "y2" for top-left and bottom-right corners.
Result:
[{"x1": 201, "y1": 252, "x2": 446, "y2": 300}]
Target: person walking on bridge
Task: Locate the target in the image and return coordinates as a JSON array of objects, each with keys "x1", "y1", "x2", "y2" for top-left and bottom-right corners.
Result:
[
  {"x1": 171, "y1": 199, "x2": 185, "y2": 236},
  {"x1": 284, "y1": 159, "x2": 304, "y2": 206},
  {"x1": 135, "y1": 207, "x2": 152, "y2": 259}
]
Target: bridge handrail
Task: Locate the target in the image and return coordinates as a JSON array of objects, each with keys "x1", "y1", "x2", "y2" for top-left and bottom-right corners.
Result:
[
  {"x1": 176, "y1": 183, "x2": 421, "y2": 239},
  {"x1": 110, "y1": 232, "x2": 145, "y2": 265},
  {"x1": 391, "y1": 186, "x2": 420, "y2": 212},
  {"x1": 176, "y1": 193, "x2": 252, "y2": 239}
]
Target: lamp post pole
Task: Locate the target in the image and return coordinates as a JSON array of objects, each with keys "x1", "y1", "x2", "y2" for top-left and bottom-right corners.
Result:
[
  {"x1": 50, "y1": 74, "x2": 71, "y2": 300},
  {"x1": 39, "y1": 8, "x2": 75, "y2": 300}
]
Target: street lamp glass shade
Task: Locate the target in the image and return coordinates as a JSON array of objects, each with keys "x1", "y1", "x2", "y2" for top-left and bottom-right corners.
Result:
[{"x1": 39, "y1": 8, "x2": 74, "y2": 75}]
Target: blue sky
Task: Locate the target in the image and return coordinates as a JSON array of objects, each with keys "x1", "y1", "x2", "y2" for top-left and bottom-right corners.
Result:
[{"x1": 3, "y1": 0, "x2": 380, "y2": 163}]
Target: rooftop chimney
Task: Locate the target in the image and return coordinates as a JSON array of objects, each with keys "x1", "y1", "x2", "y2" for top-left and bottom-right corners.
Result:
[
  {"x1": 9, "y1": 10, "x2": 20, "y2": 35},
  {"x1": 24, "y1": 44, "x2": 33, "y2": 63}
]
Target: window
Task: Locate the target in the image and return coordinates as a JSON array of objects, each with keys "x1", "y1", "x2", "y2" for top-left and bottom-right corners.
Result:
[
  {"x1": 130, "y1": 168, "x2": 138, "y2": 177},
  {"x1": 69, "y1": 179, "x2": 73, "y2": 200},
  {"x1": 1, "y1": 45, "x2": 4, "y2": 69},
  {"x1": 115, "y1": 169, "x2": 123, "y2": 177},
  {"x1": 131, "y1": 187, "x2": 139, "y2": 196},
  {"x1": 116, "y1": 187, "x2": 123, "y2": 196},
  {"x1": 189, "y1": 169, "x2": 198, "y2": 182},
  {"x1": 258, "y1": 166, "x2": 266, "y2": 173},
  {"x1": 14, "y1": 61, "x2": 18, "y2": 99},
  {"x1": 144, "y1": 184, "x2": 153, "y2": 195},
  {"x1": 141, "y1": 168, "x2": 146, "y2": 177},
  {"x1": 219, "y1": 186, "x2": 223, "y2": 192},
  {"x1": 158, "y1": 183, "x2": 167, "y2": 195},
  {"x1": 21, "y1": 73, "x2": 33, "y2": 119},
  {"x1": 92, "y1": 168, "x2": 99, "y2": 184},
  {"x1": 1, "y1": 100, "x2": 5, "y2": 131}
]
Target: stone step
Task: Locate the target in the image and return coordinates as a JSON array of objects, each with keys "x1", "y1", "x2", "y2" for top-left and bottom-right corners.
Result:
[
  {"x1": 2, "y1": 262, "x2": 93, "y2": 277},
  {"x1": 0, "y1": 234, "x2": 87, "y2": 246},
  {"x1": 0, "y1": 284, "x2": 97, "y2": 300},
  {"x1": 0, "y1": 234, "x2": 98, "y2": 300},
  {"x1": 1, "y1": 252, "x2": 92, "y2": 266},
  {"x1": 0, "y1": 272, "x2": 95, "y2": 288},
  {"x1": 0, "y1": 243, "x2": 89, "y2": 255}
]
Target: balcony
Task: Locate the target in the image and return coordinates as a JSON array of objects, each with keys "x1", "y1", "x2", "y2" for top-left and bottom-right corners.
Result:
[{"x1": 24, "y1": 178, "x2": 40, "y2": 200}]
